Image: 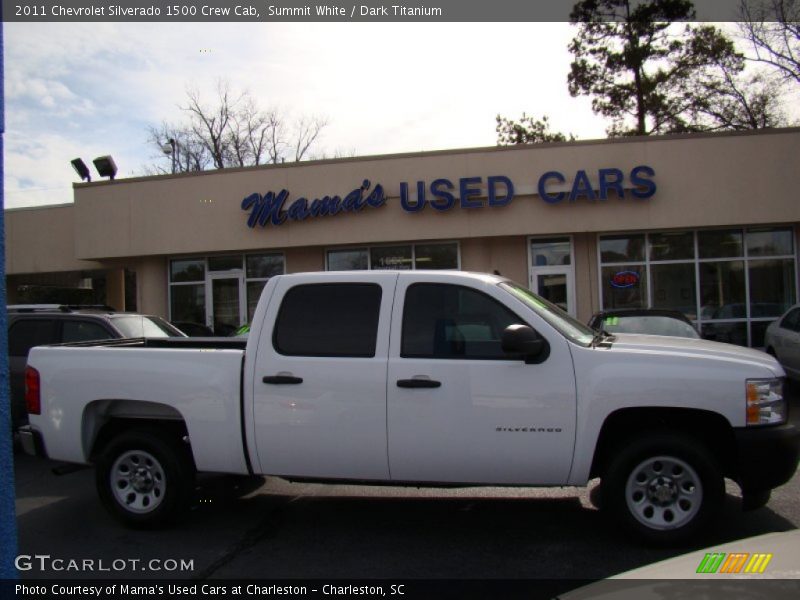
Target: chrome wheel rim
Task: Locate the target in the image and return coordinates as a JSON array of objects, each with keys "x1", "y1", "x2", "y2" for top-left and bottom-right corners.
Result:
[
  {"x1": 110, "y1": 450, "x2": 166, "y2": 514},
  {"x1": 625, "y1": 455, "x2": 702, "y2": 531}
]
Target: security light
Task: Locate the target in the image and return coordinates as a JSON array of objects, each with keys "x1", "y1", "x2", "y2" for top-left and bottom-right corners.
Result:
[
  {"x1": 71, "y1": 158, "x2": 91, "y2": 182},
  {"x1": 93, "y1": 155, "x2": 118, "y2": 180}
]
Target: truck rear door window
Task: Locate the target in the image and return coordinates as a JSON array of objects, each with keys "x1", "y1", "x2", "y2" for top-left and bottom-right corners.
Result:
[
  {"x1": 401, "y1": 283, "x2": 523, "y2": 359},
  {"x1": 273, "y1": 284, "x2": 382, "y2": 357}
]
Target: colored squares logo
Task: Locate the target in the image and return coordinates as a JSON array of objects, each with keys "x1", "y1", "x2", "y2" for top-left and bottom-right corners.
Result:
[{"x1": 696, "y1": 552, "x2": 773, "y2": 574}]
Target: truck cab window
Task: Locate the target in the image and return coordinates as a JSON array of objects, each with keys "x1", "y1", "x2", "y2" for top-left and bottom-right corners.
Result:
[
  {"x1": 273, "y1": 283, "x2": 382, "y2": 357},
  {"x1": 401, "y1": 284, "x2": 523, "y2": 359}
]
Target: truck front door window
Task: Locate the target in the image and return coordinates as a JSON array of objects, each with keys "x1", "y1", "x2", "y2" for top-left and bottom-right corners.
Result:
[{"x1": 401, "y1": 284, "x2": 523, "y2": 360}]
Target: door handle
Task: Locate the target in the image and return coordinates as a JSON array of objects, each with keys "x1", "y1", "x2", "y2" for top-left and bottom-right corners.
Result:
[
  {"x1": 262, "y1": 375, "x2": 304, "y2": 385},
  {"x1": 397, "y1": 378, "x2": 441, "y2": 389}
]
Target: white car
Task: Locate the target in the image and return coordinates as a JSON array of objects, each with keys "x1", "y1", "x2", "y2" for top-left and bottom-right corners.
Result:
[{"x1": 765, "y1": 304, "x2": 800, "y2": 380}]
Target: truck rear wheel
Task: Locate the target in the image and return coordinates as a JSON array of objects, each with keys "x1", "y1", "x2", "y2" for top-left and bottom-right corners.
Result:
[
  {"x1": 601, "y1": 432, "x2": 724, "y2": 545},
  {"x1": 95, "y1": 428, "x2": 195, "y2": 528}
]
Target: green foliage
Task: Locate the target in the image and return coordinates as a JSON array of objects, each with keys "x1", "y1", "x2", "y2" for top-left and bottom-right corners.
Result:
[
  {"x1": 567, "y1": 0, "x2": 767, "y2": 135},
  {"x1": 496, "y1": 114, "x2": 575, "y2": 145}
]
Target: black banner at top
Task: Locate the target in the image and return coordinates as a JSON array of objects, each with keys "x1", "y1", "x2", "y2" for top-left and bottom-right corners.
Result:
[{"x1": 2, "y1": 0, "x2": 748, "y2": 23}]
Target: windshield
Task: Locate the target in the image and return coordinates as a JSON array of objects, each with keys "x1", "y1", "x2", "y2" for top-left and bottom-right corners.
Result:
[
  {"x1": 499, "y1": 282, "x2": 595, "y2": 346},
  {"x1": 111, "y1": 316, "x2": 185, "y2": 338},
  {"x1": 598, "y1": 315, "x2": 700, "y2": 339}
]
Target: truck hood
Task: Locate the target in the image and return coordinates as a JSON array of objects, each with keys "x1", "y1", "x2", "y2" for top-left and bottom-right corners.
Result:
[{"x1": 604, "y1": 333, "x2": 785, "y2": 377}]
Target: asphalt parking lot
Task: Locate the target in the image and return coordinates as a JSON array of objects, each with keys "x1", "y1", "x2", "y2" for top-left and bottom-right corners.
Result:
[{"x1": 11, "y1": 382, "x2": 800, "y2": 583}]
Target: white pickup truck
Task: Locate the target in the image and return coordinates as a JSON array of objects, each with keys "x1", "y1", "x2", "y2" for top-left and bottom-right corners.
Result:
[{"x1": 20, "y1": 271, "x2": 800, "y2": 543}]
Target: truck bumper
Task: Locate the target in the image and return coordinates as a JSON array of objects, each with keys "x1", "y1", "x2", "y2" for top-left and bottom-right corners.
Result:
[
  {"x1": 734, "y1": 423, "x2": 800, "y2": 493},
  {"x1": 18, "y1": 426, "x2": 48, "y2": 459}
]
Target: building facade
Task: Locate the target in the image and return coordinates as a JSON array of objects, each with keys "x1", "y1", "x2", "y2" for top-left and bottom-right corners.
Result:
[{"x1": 5, "y1": 128, "x2": 799, "y2": 346}]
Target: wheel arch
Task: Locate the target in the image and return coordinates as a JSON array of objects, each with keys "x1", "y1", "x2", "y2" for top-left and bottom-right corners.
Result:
[
  {"x1": 83, "y1": 399, "x2": 189, "y2": 462},
  {"x1": 590, "y1": 407, "x2": 737, "y2": 480}
]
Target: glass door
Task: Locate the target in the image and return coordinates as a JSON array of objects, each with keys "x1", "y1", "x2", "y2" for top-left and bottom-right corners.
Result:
[
  {"x1": 529, "y1": 237, "x2": 576, "y2": 316},
  {"x1": 208, "y1": 273, "x2": 245, "y2": 336}
]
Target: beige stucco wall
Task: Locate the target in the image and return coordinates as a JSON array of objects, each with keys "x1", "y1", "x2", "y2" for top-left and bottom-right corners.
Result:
[
  {"x1": 54, "y1": 128, "x2": 799, "y2": 263},
  {"x1": 133, "y1": 257, "x2": 168, "y2": 317},
  {"x1": 285, "y1": 247, "x2": 324, "y2": 274},
  {"x1": 4, "y1": 204, "x2": 101, "y2": 274},
  {"x1": 4, "y1": 129, "x2": 798, "y2": 322}
]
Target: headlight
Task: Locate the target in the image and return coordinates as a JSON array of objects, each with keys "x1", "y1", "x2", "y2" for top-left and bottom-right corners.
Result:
[{"x1": 746, "y1": 378, "x2": 786, "y2": 426}]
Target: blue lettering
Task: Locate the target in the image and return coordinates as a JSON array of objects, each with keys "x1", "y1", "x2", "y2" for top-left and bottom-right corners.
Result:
[
  {"x1": 342, "y1": 188, "x2": 361, "y2": 211},
  {"x1": 459, "y1": 177, "x2": 483, "y2": 209},
  {"x1": 263, "y1": 190, "x2": 289, "y2": 226},
  {"x1": 365, "y1": 181, "x2": 386, "y2": 208},
  {"x1": 598, "y1": 168, "x2": 625, "y2": 200},
  {"x1": 487, "y1": 175, "x2": 514, "y2": 207},
  {"x1": 400, "y1": 181, "x2": 427, "y2": 212},
  {"x1": 630, "y1": 165, "x2": 656, "y2": 199},
  {"x1": 287, "y1": 197, "x2": 310, "y2": 221},
  {"x1": 429, "y1": 179, "x2": 455, "y2": 211},
  {"x1": 538, "y1": 171, "x2": 566, "y2": 204},
  {"x1": 242, "y1": 193, "x2": 262, "y2": 228},
  {"x1": 569, "y1": 170, "x2": 596, "y2": 202}
]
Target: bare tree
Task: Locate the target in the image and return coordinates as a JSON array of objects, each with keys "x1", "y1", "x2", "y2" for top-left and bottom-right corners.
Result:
[
  {"x1": 144, "y1": 80, "x2": 329, "y2": 173},
  {"x1": 292, "y1": 115, "x2": 328, "y2": 162},
  {"x1": 143, "y1": 122, "x2": 211, "y2": 175},
  {"x1": 738, "y1": 0, "x2": 800, "y2": 86}
]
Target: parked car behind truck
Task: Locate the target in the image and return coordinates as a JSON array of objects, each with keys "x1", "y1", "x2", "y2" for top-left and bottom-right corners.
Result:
[
  {"x1": 19, "y1": 272, "x2": 800, "y2": 544},
  {"x1": 6, "y1": 305, "x2": 185, "y2": 430}
]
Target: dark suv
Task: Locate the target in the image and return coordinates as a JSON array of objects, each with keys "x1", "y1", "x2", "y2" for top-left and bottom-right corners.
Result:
[{"x1": 7, "y1": 305, "x2": 184, "y2": 430}]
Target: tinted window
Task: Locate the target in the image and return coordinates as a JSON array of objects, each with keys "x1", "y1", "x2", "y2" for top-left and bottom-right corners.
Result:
[
  {"x1": 402, "y1": 284, "x2": 523, "y2": 359},
  {"x1": 274, "y1": 284, "x2": 382, "y2": 357},
  {"x1": 8, "y1": 319, "x2": 57, "y2": 357},
  {"x1": 62, "y1": 320, "x2": 114, "y2": 343}
]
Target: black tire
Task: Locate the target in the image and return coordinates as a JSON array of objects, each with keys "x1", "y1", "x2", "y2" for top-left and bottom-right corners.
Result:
[
  {"x1": 95, "y1": 428, "x2": 195, "y2": 529},
  {"x1": 601, "y1": 432, "x2": 724, "y2": 545}
]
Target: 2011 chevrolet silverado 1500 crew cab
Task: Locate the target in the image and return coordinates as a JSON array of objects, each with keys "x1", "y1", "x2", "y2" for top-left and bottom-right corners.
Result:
[{"x1": 19, "y1": 271, "x2": 800, "y2": 543}]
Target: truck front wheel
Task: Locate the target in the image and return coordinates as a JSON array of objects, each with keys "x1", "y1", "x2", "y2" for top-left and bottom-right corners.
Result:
[
  {"x1": 95, "y1": 428, "x2": 195, "y2": 528},
  {"x1": 602, "y1": 433, "x2": 724, "y2": 544}
]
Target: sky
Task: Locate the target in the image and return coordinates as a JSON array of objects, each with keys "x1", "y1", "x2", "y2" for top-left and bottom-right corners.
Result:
[
  {"x1": 2, "y1": 21, "x2": 795, "y2": 210},
  {"x1": 2, "y1": 22, "x2": 612, "y2": 209}
]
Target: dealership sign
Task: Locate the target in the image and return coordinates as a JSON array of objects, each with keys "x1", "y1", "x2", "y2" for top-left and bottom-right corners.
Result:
[{"x1": 242, "y1": 166, "x2": 656, "y2": 229}]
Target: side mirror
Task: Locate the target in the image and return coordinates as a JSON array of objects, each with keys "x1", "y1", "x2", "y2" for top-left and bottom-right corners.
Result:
[{"x1": 501, "y1": 324, "x2": 550, "y2": 364}]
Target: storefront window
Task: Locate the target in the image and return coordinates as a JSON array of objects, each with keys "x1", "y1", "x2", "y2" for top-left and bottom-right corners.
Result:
[
  {"x1": 651, "y1": 263, "x2": 697, "y2": 319},
  {"x1": 648, "y1": 231, "x2": 694, "y2": 261},
  {"x1": 699, "y1": 261, "x2": 745, "y2": 320},
  {"x1": 415, "y1": 243, "x2": 458, "y2": 269},
  {"x1": 327, "y1": 243, "x2": 459, "y2": 271},
  {"x1": 698, "y1": 229, "x2": 742, "y2": 259},
  {"x1": 327, "y1": 249, "x2": 369, "y2": 271},
  {"x1": 701, "y1": 322, "x2": 748, "y2": 346},
  {"x1": 599, "y1": 234, "x2": 645, "y2": 263},
  {"x1": 245, "y1": 253, "x2": 285, "y2": 321},
  {"x1": 746, "y1": 228, "x2": 793, "y2": 257},
  {"x1": 749, "y1": 259, "x2": 796, "y2": 317},
  {"x1": 170, "y1": 254, "x2": 285, "y2": 328},
  {"x1": 601, "y1": 265, "x2": 647, "y2": 310},
  {"x1": 170, "y1": 259, "x2": 204, "y2": 283},
  {"x1": 600, "y1": 227, "x2": 797, "y2": 348},
  {"x1": 371, "y1": 246, "x2": 413, "y2": 270},
  {"x1": 246, "y1": 254, "x2": 284, "y2": 279},
  {"x1": 170, "y1": 284, "x2": 205, "y2": 325}
]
